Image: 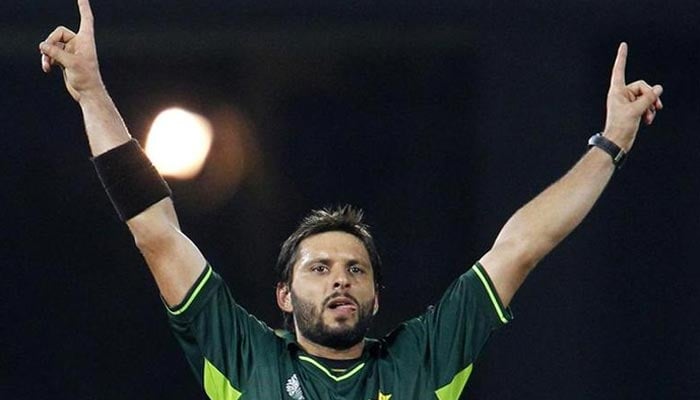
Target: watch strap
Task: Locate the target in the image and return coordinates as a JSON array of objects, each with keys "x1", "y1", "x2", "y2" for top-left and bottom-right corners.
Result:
[{"x1": 588, "y1": 133, "x2": 626, "y2": 169}]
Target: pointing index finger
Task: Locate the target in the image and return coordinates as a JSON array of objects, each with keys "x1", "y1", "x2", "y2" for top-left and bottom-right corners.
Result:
[
  {"x1": 77, "y1": 0, "x2": 95, "y2": 33},
  {"x1": 610, "y1": 42, "x2": 627, "y2": 88}
]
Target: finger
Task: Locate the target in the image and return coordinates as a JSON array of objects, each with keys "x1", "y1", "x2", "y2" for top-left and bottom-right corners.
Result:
[
  {"x1": 77, "y1": 0, "x2": 95, "y2": 33},
  {"x1": 39, "y1": 41, "x2": 50, "y2": 72},
  {"x1": 643, "y1": 107, "x2": 656, "y2": 125},
  {"x1": 636, "y1": 83, "x2": 664, "y2": 109},
  {"x1": 652, "y1": 84, "x2": 663, "y2": 110},
  {"x1": 39, "y1": 42, "x2": 72, "y2": 70},
  {"x1": 654, "y1": 97, "x2": 663, "y2": 110},
  {"x1": 610, "y1": 42, "x2": 628, "y2": 88},
  {"x1": 39, "y1": 41, "x2": 65, "y2": 73},
  {"x1": 41, "y1": 27, "x2": 74, "y2": 73},
  {"x1": 41, "y1": 53, "x2": 51, "y2": 73},
  {"x1": 627, "y1": 79, "x2": 653, "y2": 93},
  {"x1": 44, "y1": 26, "x2": 76, "y2": 46},
  {"x1": 627, "y1": 81, "x2": 659, "y2": 114}
]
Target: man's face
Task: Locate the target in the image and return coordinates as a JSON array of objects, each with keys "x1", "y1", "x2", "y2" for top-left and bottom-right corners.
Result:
[{"x1": 278, "y1": 231, "x2": 378, "y2": 350}]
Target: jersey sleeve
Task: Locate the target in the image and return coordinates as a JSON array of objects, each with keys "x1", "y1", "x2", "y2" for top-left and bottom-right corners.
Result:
[
  {"x1": 165, "y1": 264, "x2": 280, "y2": 399},
  {"x1": 383, "y1": 262, "x2": 512, "y2": 398}
]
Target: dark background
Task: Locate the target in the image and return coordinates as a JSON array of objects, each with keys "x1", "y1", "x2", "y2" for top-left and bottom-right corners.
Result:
[{"x1": 2, "y1": 1, "x2": 699, "y2": 399}]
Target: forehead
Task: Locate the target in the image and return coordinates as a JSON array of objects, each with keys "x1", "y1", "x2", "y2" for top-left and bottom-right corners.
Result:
[{"x1": 295, "y1": 231, "x2": 371, "y2": 266}]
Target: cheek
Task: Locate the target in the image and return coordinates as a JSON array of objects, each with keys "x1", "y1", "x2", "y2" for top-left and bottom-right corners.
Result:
[
  {"x1": 291, "y1": 282, "x2": 325, "y2": 309},
  {"x1": 357, "y1": 280, "x2": 376, "y2": 297},
  {"x1": 291, "y1": 290, "x2": 318, "y2": 316},
  {"x1": 294, "y1": 273, "x2": 337, "y2": 296}
]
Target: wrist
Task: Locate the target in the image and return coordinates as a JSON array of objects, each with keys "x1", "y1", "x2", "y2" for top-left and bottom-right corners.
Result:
[
  {"x1": 76, "y1": 82, "x2": 109, "y2": 106},
  {"x1": 588, "y1": 133, "x2": 627, "y2": 169},
  {"x1": 77, "y1": 85, "x2": 132, "y2": 156},
  {"x1": 601, "y1": 123, "x2": 636, "y2": 152}
]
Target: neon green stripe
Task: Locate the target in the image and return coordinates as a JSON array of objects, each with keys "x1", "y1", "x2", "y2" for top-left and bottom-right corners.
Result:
[
  {"x1": 473, "y1": 266, "x2": 509, "y2": 324},
  {"x1": 298, "y1": 355, "x2": 365, "y2": 382},
  {"x1": 203, "y1": 358, "x2": 242, "y2": 400},
  {"x1": 434, "y1": 364, "x2": 473, "y2": 400},
  {"x1": 168, "y1": 266, "x2": 213, "y2": 316}
]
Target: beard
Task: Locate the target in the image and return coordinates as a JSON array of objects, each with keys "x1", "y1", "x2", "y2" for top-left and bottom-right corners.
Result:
[{"x1": 291, "y1": 290, "x2": 374, "y2": 350}]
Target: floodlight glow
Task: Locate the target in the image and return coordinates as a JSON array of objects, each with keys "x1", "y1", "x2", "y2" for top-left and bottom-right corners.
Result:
[{"x1": 145, "y1": 108, "x2": 213, "y2": 179}]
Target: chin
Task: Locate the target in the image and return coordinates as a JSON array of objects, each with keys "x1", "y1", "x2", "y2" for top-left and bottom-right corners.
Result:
[
  {"x1": 326, "y1": 315, "x2": 357, "y2": 327},
  {"x1": 325, "y1": 320, "x2": 354, "y2": 332}
]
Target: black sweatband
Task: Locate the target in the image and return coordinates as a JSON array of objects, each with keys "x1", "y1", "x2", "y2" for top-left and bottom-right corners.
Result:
[{"x1": 91, "y1": 139, "x2": 172, "y2": 221}]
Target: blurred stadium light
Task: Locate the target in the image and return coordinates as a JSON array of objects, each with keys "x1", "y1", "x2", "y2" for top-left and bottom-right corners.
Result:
[{"x1": 145, "y1": 107, "x2": 213, "y2": 179}]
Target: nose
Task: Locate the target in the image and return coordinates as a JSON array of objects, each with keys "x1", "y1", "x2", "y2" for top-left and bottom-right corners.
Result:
[{"x1": 332, "y1": 269, "x2": 351, "y2": 290}]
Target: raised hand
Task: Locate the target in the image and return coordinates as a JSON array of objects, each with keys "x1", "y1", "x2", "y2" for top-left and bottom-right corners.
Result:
[
  {"x1": 603, "y1": 42, "x2": 663, "y2": 151},
  {"x1": 39, "y1": 0, "x2": 103, "y2": 102}
]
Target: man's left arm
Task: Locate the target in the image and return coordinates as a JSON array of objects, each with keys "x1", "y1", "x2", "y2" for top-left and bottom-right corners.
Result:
[{"x1": 479, "y1": 43, "x2": 663, "y2": 307}]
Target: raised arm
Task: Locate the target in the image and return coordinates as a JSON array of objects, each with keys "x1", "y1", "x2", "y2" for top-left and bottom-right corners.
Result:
[
  {"x1": 39, "y1": 0, "x2": 206, "y2": 306},
  {"x1": 479, "y1": 43, "x2": 663, "y2": 307}
]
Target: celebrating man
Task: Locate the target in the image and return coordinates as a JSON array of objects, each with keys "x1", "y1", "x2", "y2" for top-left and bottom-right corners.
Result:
[{"x1": 40, "y1": 0, "x2": 662, "y2": 398}]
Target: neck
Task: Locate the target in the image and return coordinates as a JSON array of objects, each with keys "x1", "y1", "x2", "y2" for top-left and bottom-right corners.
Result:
[{"x1": 295, "y1": 331, "x2": 365, "y2": 359}]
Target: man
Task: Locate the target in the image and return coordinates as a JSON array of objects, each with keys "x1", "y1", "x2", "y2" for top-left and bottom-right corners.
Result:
[{"x1": 39, "y1": 0, "x2": 663, "y2": 399}]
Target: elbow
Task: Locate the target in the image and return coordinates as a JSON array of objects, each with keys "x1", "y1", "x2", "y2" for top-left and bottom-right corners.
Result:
[
  {"x1": 126, "y1": 198, "x2": 181, "y2": 254},
  {"x1": 128, "y1": 215, "x2": 181, "y2": 256},
  {"x1": 132, "y1": 225, "x2": 178, "y2": 255},
  {"x1": 491, "y1": 233, "x2": 555, "y2": 274}
]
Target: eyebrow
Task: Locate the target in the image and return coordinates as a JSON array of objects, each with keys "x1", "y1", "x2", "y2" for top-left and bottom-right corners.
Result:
[
  {"x1": 302, "y1": 257, "x2": 330, "y2": 266},
  {"x1": 301, "y1": 257, "x2": 369, "y2": 267}
]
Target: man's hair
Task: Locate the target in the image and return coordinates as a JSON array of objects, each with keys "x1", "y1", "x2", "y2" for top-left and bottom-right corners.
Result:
[{"x1": 275, "y1": 205, "x2": 383, "y2": 329}]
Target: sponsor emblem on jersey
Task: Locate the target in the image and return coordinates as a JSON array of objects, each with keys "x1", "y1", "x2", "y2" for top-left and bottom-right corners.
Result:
[
  {"x1": 285, "y1": 373, "x2": 305, "y2": 400},
  {"x1": 377, "y1": 391, "x2": 392, "y2": 400}
]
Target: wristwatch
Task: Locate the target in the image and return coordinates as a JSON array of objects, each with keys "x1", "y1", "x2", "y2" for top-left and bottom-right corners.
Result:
[{"x1": 588, "y1": 133, "x2": 626, "y2": 169}]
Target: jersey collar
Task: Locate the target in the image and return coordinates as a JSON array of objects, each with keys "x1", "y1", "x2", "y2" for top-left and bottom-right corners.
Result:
[{"x1": 275, "y1": 329, "x2": 382, "y2": 355}]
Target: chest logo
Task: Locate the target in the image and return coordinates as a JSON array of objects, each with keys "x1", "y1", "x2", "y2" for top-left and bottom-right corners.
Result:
[
  {"x1": 285, "y1": 373, "x2": 305, "y2": 400},
  {"x1": 377, "y1": 392, "x2": 392, "y2": 400}
]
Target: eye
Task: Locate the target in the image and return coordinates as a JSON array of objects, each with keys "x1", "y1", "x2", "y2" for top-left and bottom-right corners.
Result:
[
  {"x1": 310, "y1": 264, "x2": 328, "y2": 273},
  {"x1": 348, "y1": 265, "x2": 366, "y2": 274}
]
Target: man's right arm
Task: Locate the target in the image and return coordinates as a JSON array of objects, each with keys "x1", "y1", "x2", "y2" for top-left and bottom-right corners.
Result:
[{"x1": 39, "y1": 0, "x2": 206, "y2": 306}]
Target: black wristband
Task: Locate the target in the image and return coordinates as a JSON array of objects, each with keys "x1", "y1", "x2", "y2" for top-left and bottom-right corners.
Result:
[
  {"x1": 91, "y1": 139, "x2": 172, "y2": 221},
  {"x1": 588, "y1": 133, "x2": 627, "y2": 169}
]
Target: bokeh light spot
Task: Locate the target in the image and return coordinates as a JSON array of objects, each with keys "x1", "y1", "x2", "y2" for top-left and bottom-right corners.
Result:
[{"x1": 145, "y1": 108, "x2": 213, "y2": 179}]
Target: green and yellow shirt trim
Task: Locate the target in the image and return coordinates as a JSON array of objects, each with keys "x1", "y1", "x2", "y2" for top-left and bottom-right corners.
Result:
[{"x1": 472, "y1": 262, "x2": 512, "y2": 324}]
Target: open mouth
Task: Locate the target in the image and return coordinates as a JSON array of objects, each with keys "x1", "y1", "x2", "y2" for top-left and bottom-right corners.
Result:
[{"x1": 326, "y1": 297, "x2": 358, "y2": 311}]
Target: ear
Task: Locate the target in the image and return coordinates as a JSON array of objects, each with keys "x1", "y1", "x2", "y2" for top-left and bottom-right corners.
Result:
[
  {"x1": 276, "y1": 282, "x2": 293, "y2": 313},
  {"x1": 373, "y1": 293, "x2": 379, "y2": 316}
]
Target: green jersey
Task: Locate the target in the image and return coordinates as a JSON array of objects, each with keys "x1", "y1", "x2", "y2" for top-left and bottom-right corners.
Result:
[{"x1": 167, "y1": 262, "x2": 511, "y2": 400}]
